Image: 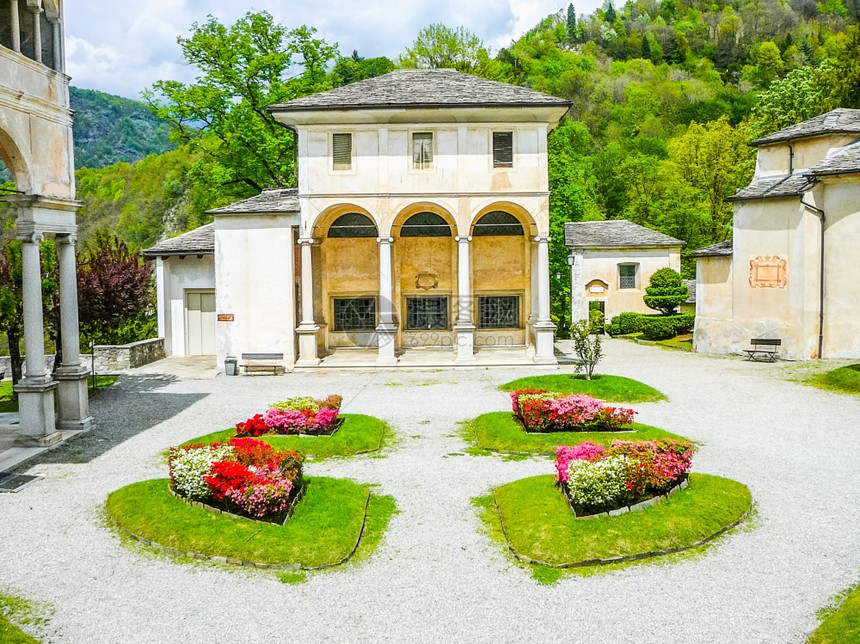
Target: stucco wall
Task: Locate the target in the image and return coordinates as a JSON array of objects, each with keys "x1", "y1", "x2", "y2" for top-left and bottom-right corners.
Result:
[
  {"x1": 756, "y1": 135, "x2": 860, "y2": 177},
  {"x1": 571, "y1": 247, "x2": 682, "y2": 323},
  {"x1": 693, "y1": 256, "x2": 737, "y2": 354},
  {"x1": 158, "y1": 254, "x2": 215, "y2": 357},
  {"x1": 215, "y1": 216, "x2": 299, "y2": 367},
  {"x1": 320, "y1": 236, "x2": 379, "y2": 349}
]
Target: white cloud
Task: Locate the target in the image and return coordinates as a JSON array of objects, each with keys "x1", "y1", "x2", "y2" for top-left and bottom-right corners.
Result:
[{"x1": 62, "y1": 0, "x2": 605, "y2": 98}]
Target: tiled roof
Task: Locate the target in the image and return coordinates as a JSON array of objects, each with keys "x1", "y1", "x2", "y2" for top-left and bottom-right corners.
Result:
[
  {"x1": 690, "y1": 240, "x2": 733, "y2": 258},
  {"x1": 269, "y1": 69, "x2": 571, "y2": 112},
  {"x1": 751, "y1": 109, "x2": 860, "y2": 146},
  {"x1": 727, "y1": 174, "x2": 813, "y2": 202},
  {"x1": 682, "y1": 279, "x2": 696, "y2": 304},
  {"x1": 804, "y1": 141, "x2": 860, "y2": 176},
  {"x1": 564, "y1": 220, "x2": 684, "y2": 248},
  {"x1": 206, "y1": 188, "x2": 300, "y2": 215},
  {"x1": 143, "y1": 224, "x2": 213, "y2": 258}
]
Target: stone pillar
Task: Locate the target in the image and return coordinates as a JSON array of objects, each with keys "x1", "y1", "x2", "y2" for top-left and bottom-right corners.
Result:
[
  {"x1": 48, "y1": 17, "x2": 61, "y2": 72},
  {"x1": 569, "y1": 252, "x2": 587, "y2": 324},
  {"x1": 454, "y1": 235, "x2": 476, "y2": 364},
  {"x1": 30, "y1": 3, "x2": 41, "y2": 64},
  {"x1": 11, "y1": 0, "x2": 21, "y2": 52},
  {"x1": 14, "y1": 232, "x2": 60, "y2": 446},
  {"x1": 54, "y1": 234, "x2": 92, "y2": 432},
  {"x1": 376, "y1": 236, "x2": 397, "y2": 365},
  {"x1": 533, "y1": 235, "x2": 557, "y2": 364},
  {"x1": 295, "y1": 237, "x2": 320, "y2": 366}
]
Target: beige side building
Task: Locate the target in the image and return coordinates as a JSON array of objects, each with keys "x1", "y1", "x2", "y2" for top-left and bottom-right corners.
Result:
[
  {"x1": 564, "y1": 220, "x2": 684, "y2": 325},
  {"x1": 146, "y1": 69, "x2": 571, "y2": 369},
  {"x1": 693, "y1": 109, "x2": 860, "y2": 360}
]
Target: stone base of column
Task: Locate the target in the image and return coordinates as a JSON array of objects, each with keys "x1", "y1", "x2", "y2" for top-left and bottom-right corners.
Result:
[
  {"x1": 533, "y1": 320, "x2": 558, "y2": 365},
  {"x1": 14, "y1": 376, "x2": 60, "y2": 445},
  {"x1": 54, "y1": 365, "x2": 94, "y2": 432},
  {"x1": 295, "y1": 324, "x2": 321, "y2": 366},
  {"x1": 376, "y1": 324, "x2": 398, "y2": 365},
  {"x1": 454, "y1": 323, "x2": 477, "y2": 364}
]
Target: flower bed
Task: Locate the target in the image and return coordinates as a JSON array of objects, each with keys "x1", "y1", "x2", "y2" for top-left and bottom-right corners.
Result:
[
  {"x1": 510, "y1": 388, "x2": 635, "y2": 432},
  {"x1": 554, "y1": 439, "x2": 693, "y2": 518},
  {"x1": 168, "y1": 437, "x2": 304, "y2": 524},
  {"x1": 236, "y1": 395, "x2": 342, "y2": 437}
]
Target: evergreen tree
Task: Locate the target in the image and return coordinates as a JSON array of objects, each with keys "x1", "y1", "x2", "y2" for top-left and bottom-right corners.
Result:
[
  {"x1": 567, "y1": 4, "x2": 577, "y2": 44},
  {"x1": 605, "y1": 1, "x2": 617, "y2": 24}
]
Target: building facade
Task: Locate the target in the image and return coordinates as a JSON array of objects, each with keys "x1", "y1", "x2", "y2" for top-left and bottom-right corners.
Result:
[
  {"x1": 693, "y1": 109, "x2": 860, "y2": 360},
  {"x1": 145, "y1": 69, "x2": 570, "y2": 369},
  {"x1": 564, "y1": 220, "x2": 684, "y2": 325},
  {"x1": 1, "y1": 0, "x2": 90, "y2": 444}
]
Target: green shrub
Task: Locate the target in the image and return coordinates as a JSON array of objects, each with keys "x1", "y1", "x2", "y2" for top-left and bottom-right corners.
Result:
[
  {"x1": 643, "y1": 268, "x2": 688, "y2": 315},
  {"x1": 640, "y1": 314, "x2": 695, "y2": 340},
  {"x1": 588, "y1": 308, "x2": 605, "y2": 333},
  {"x1": 605, "y1": 322, "x2": 621, "y2": 336},
  {"x1": 614, "y1": 312, "x2": 644, "y2": 334}
]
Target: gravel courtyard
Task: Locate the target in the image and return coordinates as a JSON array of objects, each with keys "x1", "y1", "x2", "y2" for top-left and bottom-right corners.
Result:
[{"x1": 1, "y1": 339, "x2": 858, "y2": 643}]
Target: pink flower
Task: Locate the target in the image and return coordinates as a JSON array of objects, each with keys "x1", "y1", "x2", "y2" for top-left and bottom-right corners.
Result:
[{"x1": 554, "y1": 442, "x2": 606, "y2": 483}]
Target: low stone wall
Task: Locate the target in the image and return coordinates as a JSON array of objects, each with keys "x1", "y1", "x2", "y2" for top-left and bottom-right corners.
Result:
[{"x1": 0, "y1": 338, "x2": 165, "y2": 378}]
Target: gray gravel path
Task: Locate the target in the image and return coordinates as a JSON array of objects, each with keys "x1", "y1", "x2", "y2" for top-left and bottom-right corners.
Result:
[{"x1": 1, "y1": 340, "x2": 859, "y2": 643}]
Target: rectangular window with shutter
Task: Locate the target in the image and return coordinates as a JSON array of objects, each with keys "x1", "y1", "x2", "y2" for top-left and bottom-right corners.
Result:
[
  {"x1": 413, "y1": 132, "x2": 433, "y2": 169},
  {"x1": 493, "y1": 132, "x2": 513, "y2": 168},
  {"x1": 332, "y1": 133, "x2": 352, "y2": 171}
]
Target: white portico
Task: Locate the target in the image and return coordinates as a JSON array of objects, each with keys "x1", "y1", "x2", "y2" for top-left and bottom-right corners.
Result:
[{"x1": 148, "y1": 69, "x2": 570, "y2": 369}]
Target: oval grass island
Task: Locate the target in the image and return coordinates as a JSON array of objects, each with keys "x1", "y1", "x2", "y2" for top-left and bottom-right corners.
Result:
[
  {"x1": 106, "y1": 477, "x2": 396, "y2": 571},
  {"x1": 499, "y1": 374, "x2": 666, "y2": 403},
  {"x1": 183, "y1": 414, "x2": 390, "y2": 459},
  {"x1": 464, "y1": 411, "x2": 689, "y2": 455},
  {"x1": 475, "y1": 473, "x2": 751, "y2": 577}
]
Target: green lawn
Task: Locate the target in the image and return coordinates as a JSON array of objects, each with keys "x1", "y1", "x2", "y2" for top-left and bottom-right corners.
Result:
[
  {"x1": 809, "y1": 364, "x2": 860, "y2": 396},
  {"x1": 0, "y1": 595, "x2": 41, "y2": 644},
  {"x1": 464, "y1": 411, "x2": 689, "y2": 455},
  {"x1": 656, "y1": 335, "x2": 694, "y2": 352},
  {"x1": 182, "y1": 413, "x2": 390, "y2": 459},
  {"x1": 499, "y1": 374, "x2": 666, "y2": 403},
  {"x1": 0, "y1": 376, "x2": 118, "y2": 413},
  {"x1": 107, "y1": 477, "x2": 393, "y2": 569},
  {"x1": 809, "y1": 583, "x2": 860, "y2": 643},
  {"x1": 484, "y1": 473, "x2": 750, "y2": 568},
  {"x1": 0, "y1": 616, "x2": 38, "y2": 644}
]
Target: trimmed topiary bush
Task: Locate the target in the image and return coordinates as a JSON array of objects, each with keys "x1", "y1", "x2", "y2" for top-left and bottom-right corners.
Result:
[
  {"x1": 615, "y1": 312, "x2": 644, "y2": 335},
  {"x1": 643, "y1": 268, "x2": 689, "y2": 315}
]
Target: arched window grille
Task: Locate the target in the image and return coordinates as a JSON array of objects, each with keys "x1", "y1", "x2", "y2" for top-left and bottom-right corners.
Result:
[
  {"x1": 400, "y1": 212, "x2": 451, "y2": 237},
  {"x1": 327, "y1": 213, "x2": 378, "y2": 238},
  {"x1": 472, "y1": 211, "x2": 524, "y2": 236}
]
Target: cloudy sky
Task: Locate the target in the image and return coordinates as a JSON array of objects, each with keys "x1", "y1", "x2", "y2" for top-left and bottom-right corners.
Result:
[{"x1": 64, "y1": 0, "x2": 603, "y2": 99}]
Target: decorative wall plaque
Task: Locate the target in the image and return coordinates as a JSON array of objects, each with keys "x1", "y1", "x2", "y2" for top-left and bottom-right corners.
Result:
[
  {"x1": 217, "y1": 313, "x2": 234, "y2": 322},
  {"x1": 749, "y1": 255, "x2": 788, "y2": 288},
  {"x1": 586, "y1": 279, "x2": 609, "y2": 296},
  {"x1": 416, "y1": 273, "x2": 438, "y2": 290}
]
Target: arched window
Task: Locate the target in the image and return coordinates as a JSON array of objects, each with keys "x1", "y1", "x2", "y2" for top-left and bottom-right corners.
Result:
[
  {"x1": 327, "y1": 213, "x2": 378, "y2": 238},
  {"x1": 472, "y1": 211, "x2": 524, "y2": 236},
  {"x1": 400, "y1": 212, "x2": 451, "y2": 237}
]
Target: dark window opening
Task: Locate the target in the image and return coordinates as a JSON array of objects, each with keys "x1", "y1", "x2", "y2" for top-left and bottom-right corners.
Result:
[
  {"x1": 406, "y1": 297, "x2": 449, "y2": 330},
  {"x1": 473, "y1": 211, "x2": 524, "y2": 236},
  {"x1": 619, "y1": 264, "x2": 637, "y2": 289},
  {"x1": 493, "y1": 132, "x2": 513, "y2": 168},
  {"x1": 478, "y1": 295, "x2": 520, "y2": 329},
  {"x1": 333, "y1": 297, "x2": 376, "y2": 332},
  {"x1": 328, "y1": 213, "x2": 378, "y2": 238},
  {"x1": 400, "y1": 212, "x2": 451, "y2": 237}
]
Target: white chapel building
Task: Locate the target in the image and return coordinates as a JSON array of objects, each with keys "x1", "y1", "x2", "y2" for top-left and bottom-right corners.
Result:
[{"x1": 143, "y1": 69, "x2": 571, "y2": 369}]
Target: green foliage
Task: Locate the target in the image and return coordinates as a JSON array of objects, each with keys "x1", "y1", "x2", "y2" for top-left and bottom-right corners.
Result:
[
  {"x1": 640, "y1": 313, "x2": 695, "y2": 340},
  {"x1": 397, "y1": 23, "x2": 498, "y2": 76},
  {"x1": 643, "y1": 267, "x2": 688, "y2": 314},
  {"x1": 71, "y1": 87, "x2": 174, "y2": 169},
  {"x1": 571, "y1": 319, "x2": 603, "y2": 379},
  {"x1": 615, "y1": 311, "x2": 645, "y2": 334},
  {"x1": 332, "y1": 50, "x2": 395, "y2": 86}
]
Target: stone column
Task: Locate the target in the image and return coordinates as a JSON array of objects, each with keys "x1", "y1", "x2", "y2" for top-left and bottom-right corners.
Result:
[
  {"x1": 295, "y1": 237, "x2": 320, "y2": 366},
  {"x1": 376, "y1": 236, "x2": 397, "y2": 365},
  {"x1": 533, "y1": 235, "x2": 557, "y2": 364},
  {"x1": 569, "y1": 252, "x2": 587, "y2": 324},
  {"x1": 48, "y1": 17, "x2": 61, "y2": 72},
  {"x1": 11, "y1": 0, "x2": 21, "y2": 52},
  {"x1": 30, "y1": 3, "x2": 41, "y2": 64},
  {"x1": 454, "y1": 235, "x2": 476, "y2": 364},
  {"x1": 14, "y1": 232, "x2": 60, "y2": 445},
  {"x1": 54, "y1": 234, "x2": 92, "y2": 432}
]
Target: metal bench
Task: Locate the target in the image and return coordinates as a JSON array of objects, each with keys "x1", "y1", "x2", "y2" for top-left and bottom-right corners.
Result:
[
  {"x1": 240, "y1": 352, "x2": 285, "y2": 375},
  {"x1": 743, "y1": 338, "x2": 781, "y2": 362}
]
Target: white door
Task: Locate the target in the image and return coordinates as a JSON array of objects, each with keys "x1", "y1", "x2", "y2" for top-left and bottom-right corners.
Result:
[{"x1": 186, "y1": 290, "x2": 216, "y2": 355}]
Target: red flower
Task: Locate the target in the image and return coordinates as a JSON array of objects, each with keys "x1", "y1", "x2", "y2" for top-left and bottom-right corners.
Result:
[{"x1": 626, "y1": 481, "x2": 633, "y2": 490}]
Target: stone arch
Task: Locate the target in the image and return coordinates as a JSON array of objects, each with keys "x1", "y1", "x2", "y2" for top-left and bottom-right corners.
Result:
[
  {"x1": 0, "y1": 124, "x2": 33, "y2": 194},
  {"x1": 390, "y1": 202, "x2": 458, "y2": 238},
  {"x1": 311, "y1": 203, "x2": 379, "y2": 239},
  {"x1": 471, "y1": 202, "x2": 537, "y2": 237},
  {"x1": 42, "y1": 0, "x2": 60, "y2": 20}
]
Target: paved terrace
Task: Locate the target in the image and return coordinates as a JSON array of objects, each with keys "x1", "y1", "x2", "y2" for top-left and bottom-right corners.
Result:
[{"x1": 0, "y1": 340, "x2": 858, "y2": 643}]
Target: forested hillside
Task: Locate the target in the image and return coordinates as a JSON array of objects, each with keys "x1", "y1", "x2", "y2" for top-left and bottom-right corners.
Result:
[{"x1": 68, "y1": 0, "x2": 860, "y2": 288}]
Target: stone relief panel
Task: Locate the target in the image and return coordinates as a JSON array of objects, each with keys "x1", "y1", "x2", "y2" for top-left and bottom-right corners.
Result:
[
  {"x1": 749, "y1": 255, "x2": 788, "y2": 288},
  {"x1": 585, "y1": 279, "x2": 609, "y2": 296}
]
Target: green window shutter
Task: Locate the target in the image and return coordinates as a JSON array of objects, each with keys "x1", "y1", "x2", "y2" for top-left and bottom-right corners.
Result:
[{"x1": 333, "y1": 133, "x2": 352, "y2": 170}]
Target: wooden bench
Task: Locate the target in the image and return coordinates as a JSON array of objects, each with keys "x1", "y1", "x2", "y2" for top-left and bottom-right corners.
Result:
[
  {"x1": 240, "y1": 353, "x2": 285, "y2": 375},
  {"x1": 743, "y1": 339, "x2": 781, "y2": 362}
]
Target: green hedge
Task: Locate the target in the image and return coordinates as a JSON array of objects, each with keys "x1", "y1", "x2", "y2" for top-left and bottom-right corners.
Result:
[{"x1": 607, "y1": 312, "x2": 694, "y2": 340}]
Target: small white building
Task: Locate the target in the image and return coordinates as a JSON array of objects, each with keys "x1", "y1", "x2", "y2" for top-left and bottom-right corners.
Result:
[
  {"x1": 144, "y1": 69, "x2": 571, "y2": 369},
  {"x1": 564, "y1": 220, "x2": 684, "y2": 324},
  {"x1": 693, "y1": 109, "x2": 860, "y2": 360}
]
